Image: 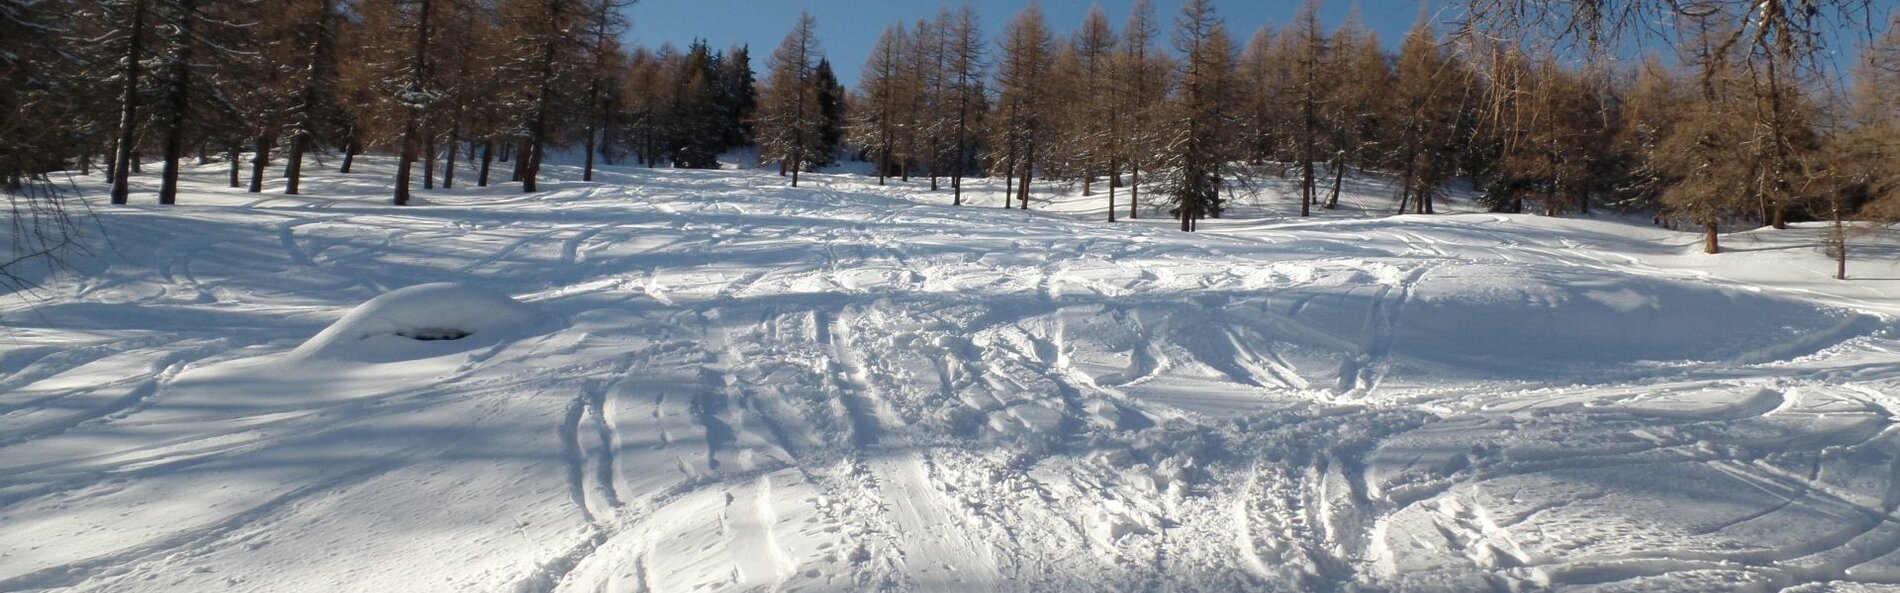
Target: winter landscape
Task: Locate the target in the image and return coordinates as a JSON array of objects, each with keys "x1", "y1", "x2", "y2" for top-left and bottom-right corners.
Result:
[{"x1": 7, "y1": 0, "x2": 1900, "y2": 591}]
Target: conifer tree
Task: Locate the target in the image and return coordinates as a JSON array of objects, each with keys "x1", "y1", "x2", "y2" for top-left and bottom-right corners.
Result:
[
  {"x1": 1158, "y1": 0, "x2": 1239, "y2": 231},
  {"x1": 942, "y1": 5, "x2": 986, "y2": 205},
  {"x1": 1112, "y1": 0, "x2": 1169, "y2": 219},
  {"x1": 853, "y1": 24, "x2": 909, "y2": 185},
  {"x1": 755, "y1": 12, "x2": 825, "y2": 187},
  {"x1": 1390, "y1": 19, "x2": 1460, "y2": 214},
  {"x1": 992, "y1": 4, "x2": 1054, "y2": 209}
]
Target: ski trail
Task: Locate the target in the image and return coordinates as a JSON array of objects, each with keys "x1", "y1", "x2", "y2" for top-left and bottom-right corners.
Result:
[
  {"x1": 869, "y1": 452, "x2": 1004, "y2": 592},
  {"x1": 1335, "y1": 262, "x2": 1434, "y2": 396},
  {"x1": 818, "y1": 308, "x2": 885, "y2": 449}
]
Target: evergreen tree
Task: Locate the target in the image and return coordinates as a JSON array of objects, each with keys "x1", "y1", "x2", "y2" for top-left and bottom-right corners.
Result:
[{"x1": 812, "y1": 58, "x2": 847, "y2": 170}]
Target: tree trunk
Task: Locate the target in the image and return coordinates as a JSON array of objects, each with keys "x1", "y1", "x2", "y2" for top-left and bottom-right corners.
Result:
[
  {"x1": 396, "y1": 129, "x2": 415, "y2": 205},
  {"x1": 249, "y1": 134, "x2": 272, "y2": 193},
  {"x1": 285, "y1": 133, "x2": 308, "y2": 195},
  {"x1": 110, "y1": 0, "x2": 149, "y2": 205},
  {"x1": 1299, "y1": 155, "x2": 1313, "y2": 217},
  {"x1": 228, "y1": 142, "x2": 241, "y2": 188},
  {"x1": 442, "y1": 128, "x2": 459, "y2": 189},
  {"x1": 1107, "y1": 157, "x2": 1117, "y2": 222},
  {"x1": 478, "y1": 140, "x2": 493, "y2": 187},
  {"x1": 1834, "y1": 208, "x2": 1847, "y2": 280},
  {"x1": 1017, "y1": 148, "x2": 1033, "y2": 210},
  {"x1": 422, "y1": 134, "x2": 436, "y2": 189},
  {"x1": 1327, "y1": 154, "x2": 1344, "y2": 209},
  {"x1": 583, "y1": 128, "x2": 597, "y2": 182},
  {"x1": 1004, "y1": 162, "x2": 1014, "y2": 208},
  {"x1": 1129, "y1": 166, "x2": 1139, "y2": 219},
  {"x1": 79, "y1": 148, "x2": 92, "y2": 176},
  {"x1": 1703, "y1": 221, "x2": 1719, "y2": 254},
  {"x1": 339, "y1": 131, "x2": 357, "y2": 173},
  {"x1": 510, "y1": 140, "x2": 526, "y2": 182}
]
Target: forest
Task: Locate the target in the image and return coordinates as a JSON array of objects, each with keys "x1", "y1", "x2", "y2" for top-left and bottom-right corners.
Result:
[{"x1": 3, "y1": 0, "x2": 1898, "y2": 256}]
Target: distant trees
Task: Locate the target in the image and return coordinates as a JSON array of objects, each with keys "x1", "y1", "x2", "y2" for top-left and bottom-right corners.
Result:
[{"x1": 8, "y1": 0, "x2": 1900, "y2": 259}]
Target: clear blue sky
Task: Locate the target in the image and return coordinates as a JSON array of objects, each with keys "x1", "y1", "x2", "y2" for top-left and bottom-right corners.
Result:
[
  {"x1": 624, "y1": 0, "x2": 1455, "y2": 87},
  {"x1": 624, "y1": 0, "x2": 1893, "y2": 87}
]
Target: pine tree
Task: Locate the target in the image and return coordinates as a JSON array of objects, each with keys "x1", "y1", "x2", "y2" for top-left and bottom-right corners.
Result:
[
  {"x1": 281, "y1": 0, "x2": 343, "y2": 196},
  {"x1": 812, "y1": 58, "x2": 847, "y2": 170}
]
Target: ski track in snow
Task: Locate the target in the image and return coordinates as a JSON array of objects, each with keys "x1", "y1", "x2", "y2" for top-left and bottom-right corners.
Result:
[{"x1": 4, "y1": 158, "x2": 1900, "y2": 592}]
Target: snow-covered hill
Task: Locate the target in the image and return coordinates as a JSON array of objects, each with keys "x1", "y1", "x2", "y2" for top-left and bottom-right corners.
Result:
[{"x1": 5, "y1": 159, "x2": 1900, "y2": 593}]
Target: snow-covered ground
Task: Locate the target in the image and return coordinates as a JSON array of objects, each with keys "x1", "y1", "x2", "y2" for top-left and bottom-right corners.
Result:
[{"x1": 4, "y1": 157, "x2": 1900, "y2": 593}]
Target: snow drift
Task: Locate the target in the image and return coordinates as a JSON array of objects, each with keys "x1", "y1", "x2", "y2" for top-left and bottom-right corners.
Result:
[{"x1": 289, "y1": 282, "x2": 540, "y2": 362}]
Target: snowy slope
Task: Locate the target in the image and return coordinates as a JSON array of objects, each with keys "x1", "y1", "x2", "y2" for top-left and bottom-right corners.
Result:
[{"x1": 4, "y1": 159, "x2": 1900, "y2": 593}]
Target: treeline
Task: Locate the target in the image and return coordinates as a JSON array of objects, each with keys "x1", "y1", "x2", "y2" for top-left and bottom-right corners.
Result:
[
  {"x1": 4, "y1": 0, "x2": 1899, "y2": 252},
  {"x1": 830, "y1": 0, "x2": 1900, "y2": 244},
  {"x1": 0, "y1": 0, "x2": 778, "y2": 206}
]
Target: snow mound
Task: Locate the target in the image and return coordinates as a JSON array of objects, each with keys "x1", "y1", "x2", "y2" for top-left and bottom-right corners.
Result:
[
  {"x1": 290, "y1": 283, "x2": 540, "y2": 362},
  {"x1": 1390, "y1": 263, "x2": 1872, "y2": 376}
]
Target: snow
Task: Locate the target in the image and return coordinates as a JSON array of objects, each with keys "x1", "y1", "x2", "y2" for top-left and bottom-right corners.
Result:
[
  {"x1": 289, "y1": 281, "x2": 541, "y2": 362},
  {"x1": 3, "y1": 157, "x2": 1900, "y2": 592}
]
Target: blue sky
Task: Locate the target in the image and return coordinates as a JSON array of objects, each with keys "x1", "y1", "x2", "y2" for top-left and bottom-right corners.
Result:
[
  {"x1": 625, "y1": 0, "x2": 1455, "y2": 86},
  {"x1": 625, "y1": 0, "x2": 1893, "y2": 87}
]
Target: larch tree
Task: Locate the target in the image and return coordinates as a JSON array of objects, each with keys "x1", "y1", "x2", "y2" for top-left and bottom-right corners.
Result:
[
  {"x1": 1111, "y1": 0, "x2": 1169, "y2": 220},
  {"x1": 1390, "y1": 18, "x2": 1460, "y2": 214},
  {"x1": 991, "y1": 3, "x2": 1054, "y2": 210},
  {"x1": 1286, "y1": 0, "x2": 1329, "y2": 217},
  {"x1": 1321, "y1": 17, "x2": 1389, "y2": 209},
  {"x1": 755, "y1": 11, "x2": 825, "y2": 187},
  {"x1": 1609, "y1": 57, "x2": 1685, "y2": 215},
  {"x1": 942, "y1": 5, "x2": 986, "y2": 206},
  {"x1": 853, "y1": 24, "x2": 909, "y2": 185},
  {"x1": 578, "y1": 0, "x2": 632, "y2": 182},
  {"x1": 281, "y1": 0, "x2": 343, "y2": 196},
  {"x1": 1065, "y1": 6, "x2": 1116, "y2": 200},
  {"x1": 500, "y1": 0, "x2": 588, "y2": 193},
  {"x1": 1158, "y1": 0, "x2": 1239, "y2": 231}
]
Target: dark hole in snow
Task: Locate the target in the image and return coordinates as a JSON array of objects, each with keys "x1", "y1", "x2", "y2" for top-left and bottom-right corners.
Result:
[{"x1": 394, "y1": 328, "x2": 473, "y2": 341}]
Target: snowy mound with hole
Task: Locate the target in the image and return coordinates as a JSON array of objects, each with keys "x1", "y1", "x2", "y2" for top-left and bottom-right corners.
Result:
[{"x1": 289, "y1": 282, "x2": 539, "y2": 362}]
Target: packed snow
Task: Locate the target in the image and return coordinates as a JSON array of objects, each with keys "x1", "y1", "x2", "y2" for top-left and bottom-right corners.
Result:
[{"x1": 4, "y1": 157, "x2": 1900, "y2": 593}]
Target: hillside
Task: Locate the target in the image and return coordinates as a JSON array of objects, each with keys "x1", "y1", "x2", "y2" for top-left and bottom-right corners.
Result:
[{"x1": 4, "y1": 160, "x2": 1900, "y2": 593}]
